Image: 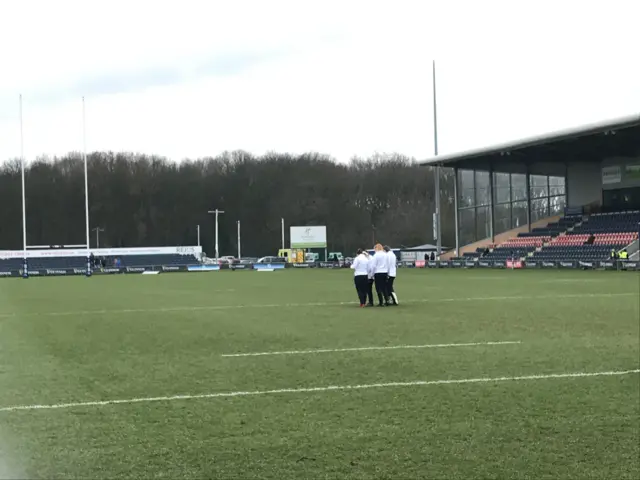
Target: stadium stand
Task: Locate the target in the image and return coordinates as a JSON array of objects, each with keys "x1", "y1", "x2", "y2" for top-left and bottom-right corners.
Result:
[
  {"x1": 481, "y1": 246, "x2": 536, "y2": 262},
  {"x1": 457, "y1": 211, "x2": 639, "y2": 263},
  {"x1": 547, "y1": 234, "x2": 591, "y2": 246},
  {"x1": 518, "y1": 211, "x2": 638, "y2": 262},
  {"x1": 571, "y1": 211, "x2": 640, "y2": 234},
  {"x1": 0, "y1": 253, "x2": 200, "y2": 272},
  {"x1": 113, "y1": 254, "x2": 200, "y2": 267},
  {"x1": 529, "y1": 245, "x2": 613, "y2": 262},
  {"x1": 452, "y1": 246, "x2": 493, "y2": 261},
  {"x1": 501, "y1": 236, "x2": 551, "y2": 248},
  {"x1": 517, "y1": 216, "x2": 581, "y2": 238}
]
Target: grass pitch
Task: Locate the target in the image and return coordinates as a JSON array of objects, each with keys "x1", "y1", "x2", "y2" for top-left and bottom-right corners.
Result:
[{"x1": 0, "y1": 269, "x2": 638, "y2": 479}]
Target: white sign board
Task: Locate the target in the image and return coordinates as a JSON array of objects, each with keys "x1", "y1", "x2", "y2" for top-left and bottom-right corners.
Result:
[
  {"x1": 290, "y1": 226, "x2": 327, "y2": 248},
  {"x1": 432, "y1": 213, "x2": 437, "y2": 241},
  {"x1": 0, "y1": 246, "x2": 202, "y2": 259},
  {"x1": 602, "y1": 166, "x2": 622, "y2": 185},
  {"x1": 626, "y1": 164, "x2": 640, "y2": 180}
]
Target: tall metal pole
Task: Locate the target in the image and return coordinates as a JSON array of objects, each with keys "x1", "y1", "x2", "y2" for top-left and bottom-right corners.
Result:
[
  {"x1": 281, "y1": 218, "x2": 285, "y2": 250},
  {"x1": 237, "y1": 220, "x2": 241, "y2": 259},
  {"x1": 19, "y1": 95, "x2": 28, "y2": 278},
  {"x1": 82, "y1": 97, "x2": 92, "y2": 276},
  {"x1": 92, "y1": 227, "x2": 104, "y2": 248},
  {"x1": 197, "y1": 224, "x2": 200, "y2": 247},
  {"x1": 453, "y1": 168, "x2": 460, "y2": 256},
  {"x1": 433, "y1": 60, "x2": 442, "y2": 257},
  {"x1": 208, "y1": 209, "x2": 224, "y2": 260}
]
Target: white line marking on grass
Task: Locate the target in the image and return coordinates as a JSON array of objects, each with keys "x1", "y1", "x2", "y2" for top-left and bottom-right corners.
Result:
[
  {"x1": 545, "y1": 279, "x2": 605, "y2": 283},
  {"x1": 0, "y1": 292, "x2": 634, "y2": 319},
  {"x1": 0, "y1": 369, "x2": 637, "y2": 413},
  {"x1": 221, "y1": 340, "x2": 522, "y2": 357}
]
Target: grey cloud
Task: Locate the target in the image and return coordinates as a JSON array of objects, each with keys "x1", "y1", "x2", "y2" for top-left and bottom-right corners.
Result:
[
  {"x1": 0, "y1": 47, "x2": 292, "y2": 117},
  {"x1": 68, "y1": 48, "x2": 291, "y2": 98}
]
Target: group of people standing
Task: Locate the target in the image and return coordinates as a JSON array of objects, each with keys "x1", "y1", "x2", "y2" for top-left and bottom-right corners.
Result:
[{"x1": 351, "y1": 243, "x2": 398, "y2": 307}]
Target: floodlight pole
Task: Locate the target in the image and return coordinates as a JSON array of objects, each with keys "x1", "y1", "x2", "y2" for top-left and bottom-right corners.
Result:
[
  {"x1": 92, "y1": 227, "x2": 105, "y2": 248},
  {"x1": 197, "y1": 224, "x2": 201, "y2": 247},
  {"x1": 237, "y1": 220, "x2": 241, "y2": 259},
  {"x1": 433, "y1": 60, "x2": 442, "y2": 257},
  {"x1": 281, "y1": 218, "x2": 285, "y2": 250},
  {"x1": 208, "y1": 209, "x2": 224, "y2": 260}
]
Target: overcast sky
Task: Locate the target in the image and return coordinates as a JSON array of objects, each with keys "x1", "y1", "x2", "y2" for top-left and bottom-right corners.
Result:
[{"x1": 0, "y1": 0, "x2": 638, "y2": 163}]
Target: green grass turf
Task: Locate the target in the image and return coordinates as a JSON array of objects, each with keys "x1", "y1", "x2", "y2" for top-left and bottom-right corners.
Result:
[{"x1": 0, "y1": 269, "x2": 638, "y2": 479}]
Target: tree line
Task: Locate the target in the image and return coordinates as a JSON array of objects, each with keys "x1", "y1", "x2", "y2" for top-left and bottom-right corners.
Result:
[{"x1": 0, "y1": 152, "x2": 456, "y2": 257}]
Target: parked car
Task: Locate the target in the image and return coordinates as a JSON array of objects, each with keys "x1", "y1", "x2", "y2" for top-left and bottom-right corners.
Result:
[
  {"x1": 218, "y1": 256, "x2": 237, "y2": 265},
  {"x1": 257, "y1": 256, "x2": 286, "y2": 264}
]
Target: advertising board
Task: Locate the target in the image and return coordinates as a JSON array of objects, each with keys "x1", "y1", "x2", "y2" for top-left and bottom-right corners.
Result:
[
  {"x1": 626, "y1": 164, "x2": 640, "y2": 180},
  {"x1": 290, "y1": 226, "x2": 327, "y2": 248},
  {"x1": 0, "y1": 246, "x2": 202, "y2": 259},
  {"x1": 187, "y1": 265, "x2": 220, "y2": 272},
  {"x1": 602, "y1": 166, "x2": 622, "y2": 185},
  {"x1": 254, "y1": 263, "x2": 286, "y2": 270}
]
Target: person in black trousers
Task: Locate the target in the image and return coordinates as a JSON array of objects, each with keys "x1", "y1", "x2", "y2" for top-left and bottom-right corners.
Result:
[
  {"x1": 372, "y1": 243, "x2": 390, "y2": 306},
  {"x1": 365, "y1": 251, "x2": 375, "y2": 306},
  {"x1": 350, "y1": 249, "x2": 370, "y2": 307},
  {"x1": 384, "y1": 246, "x2": 398, "y2": 305}
]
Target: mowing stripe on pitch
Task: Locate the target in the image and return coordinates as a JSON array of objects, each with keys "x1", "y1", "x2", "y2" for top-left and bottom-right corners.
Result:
[
  {"x1": 0, "y1": 369, "x2": 637, "y2": 413},
  {"x1": 221, "y1": 340, "x2": 521, "y2": 357},
  {"x1": 0, "y1": 292, "x2": 634, "y2": 319}
]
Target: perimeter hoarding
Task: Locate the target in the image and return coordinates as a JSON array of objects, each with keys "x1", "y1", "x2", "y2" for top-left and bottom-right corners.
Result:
[
  {"x1": 290, "y1": 226, "x2": 327, "y2": 248},
  {"x1": 0, "y1": 246, "x2": 202, "y2": 259}
]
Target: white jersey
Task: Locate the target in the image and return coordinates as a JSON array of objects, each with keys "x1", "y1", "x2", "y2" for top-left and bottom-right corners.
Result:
[
  {"x1": 387, "y1": 251, "x2": 397, "y2": 277},
  {"x1": 371, "y1": 251, "x2": 389, "y2": 274},
  {"x1": 351, "y1": 253, "x2": 369, "y2": 276},
  {"x1": 366, "y1": 256, "x2": 375, "y2": 279}
]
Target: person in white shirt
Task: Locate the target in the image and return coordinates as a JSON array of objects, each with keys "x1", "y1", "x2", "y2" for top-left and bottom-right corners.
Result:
[
  {"x1": 365, "y1": 251, "x2": 375, "y2": 306},
  {"x1": 350, "y1": 248, "x2": 370, "y2": 307},
  {"x1": 384, "y1": 245, "x2": 398, "y2": 306},
  {"x1": 371, "y1": 243, "x2": 390, "y2": 306}
]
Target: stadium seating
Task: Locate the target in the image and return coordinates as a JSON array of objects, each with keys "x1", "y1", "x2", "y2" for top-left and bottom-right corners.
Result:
[
  {"x1": 477, "y1": 236, "x2": 549, "y2": 262},
  {"x1": 571, "y1": 211, "x2": 640, "y2": 234},
  {"x1": 482, "y1": 246, "x2": 536, "y2": 261},
  {"x1": 517, "y1": 216, "x2": 581, "y2": 238},
  {"x1": 592, "y1": 233, "x2": 637, "y2": 246},
  {"x1": 451, "y1": 247, "x2": 491, "y2": 262},
  {"x1": 501, "y1": 236, "x2": 551, "y2": 248},
  {"x1": 114, "y1": 254, "x2": 199, "y2": 267},
  {"x1": 547, "y1": 234, "x2": 591, "y2": 246},
  {"x1": 484, "y1": 211, "x2": 638, "y2": 262},
  {"x1": 529, "y1": 211, "x2": 639, "y2": 261},
  {"x1": 0, "y1": 254, "x2": 200, "y2": 272},
  {"x1": 530, "y1": 245, "x2": 614, "y2": 262}
]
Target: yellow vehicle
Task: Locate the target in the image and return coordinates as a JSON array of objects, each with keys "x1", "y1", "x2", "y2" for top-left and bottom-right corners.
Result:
[{"x1": 278, "y1": 248, "x2": 305, "y2": 263}]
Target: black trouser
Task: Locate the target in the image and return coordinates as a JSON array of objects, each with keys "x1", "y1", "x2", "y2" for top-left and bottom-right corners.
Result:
[
  {"x1": 367, "y1": 278, "x2": 374, "y2": 305},
  {"x1": 354, "y1": 275, "x2": 368, "y2": 305},
  {"x1": 387, "y1": 275, "x2": 396, "y2": 304},
  {"x1": 374, "y1": 273, "x2": 389, "y2": 305}
]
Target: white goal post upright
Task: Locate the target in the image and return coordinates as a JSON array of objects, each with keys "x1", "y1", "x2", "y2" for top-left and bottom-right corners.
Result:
[
  {"x1": 82, "y1": 97, "x2": 92, "y2": 277},
  {"x1": 19, "y1": 95, "x2": 28, "y2": 279},
  {"x1": 17, "y1": 96, "x2": 91, "y2": 276}
]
